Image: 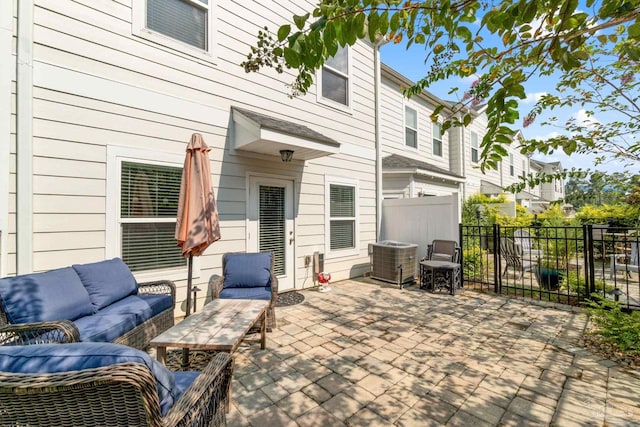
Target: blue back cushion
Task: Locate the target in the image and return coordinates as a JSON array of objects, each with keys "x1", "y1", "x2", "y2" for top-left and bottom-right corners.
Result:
[
  {"x1": 0, "y1": 267, "x2": 94, "y2": 323},
  {"x1": 0, "y1": 342, "x2": 180, "y2": 416},
  {"x1": 97, "y1": 294, "x2": 173, "y2": 325},
  {"x1": 223, "y1": 253, "x2": 272, "y2": 289},
  {"x1": 73, "y1": 258, "x2": 138, "y2": 310}
]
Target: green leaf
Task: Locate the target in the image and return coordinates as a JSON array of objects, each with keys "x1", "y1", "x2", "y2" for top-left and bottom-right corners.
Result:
[
  {"x1": 629, "y1": 22, "x2": 640, "y2": 39},
  {"x1": 278, "y1": 25, "x2": 291, "y2": 42},
  {"x1": 293, "y1": 13, "x2": 309, "y2": 30},
  {"x1": 283, "y1": 47, "x2": 300, "y2": 68}
]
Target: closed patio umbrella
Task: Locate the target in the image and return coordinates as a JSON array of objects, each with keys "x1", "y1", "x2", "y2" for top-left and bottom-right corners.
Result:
[{"x1": 175, "y1": 133, "x2": 221, "y2": 318}]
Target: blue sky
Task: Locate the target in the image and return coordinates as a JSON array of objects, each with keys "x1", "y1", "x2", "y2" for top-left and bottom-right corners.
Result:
[{"x1": 380, "y1": 42, "x2": 639, "y2": 175}]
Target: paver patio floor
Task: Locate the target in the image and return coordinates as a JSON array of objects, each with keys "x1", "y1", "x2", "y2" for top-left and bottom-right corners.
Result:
[{"x1": 227, "y1": 278, "x2": 640, "y2": 426}]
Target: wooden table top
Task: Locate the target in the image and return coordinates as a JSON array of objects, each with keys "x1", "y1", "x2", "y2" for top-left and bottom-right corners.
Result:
[{"x1": 150, "y1": 299, "x2": 269, "y2": 353}]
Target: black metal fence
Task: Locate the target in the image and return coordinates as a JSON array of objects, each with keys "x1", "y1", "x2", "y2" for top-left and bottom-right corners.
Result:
[{"x1": 460, "y1": 224, "x2": 640, "y2": 310}]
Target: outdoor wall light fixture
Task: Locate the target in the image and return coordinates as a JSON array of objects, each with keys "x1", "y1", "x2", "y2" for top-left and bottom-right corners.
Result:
[{"x1": 280, "y1": 149, "x2": 294, "y2": 162}]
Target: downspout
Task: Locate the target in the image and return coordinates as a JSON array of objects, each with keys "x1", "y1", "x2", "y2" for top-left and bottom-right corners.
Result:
[
  {"x1": 0, "y1": 0, "x2": 13, "y2": 276},
  {"x1": 374, "y1": 37, "x2": 389, "y2": 240},
  {"x1": 16, "y1": 0, "x2": 34, "y2": 274}
]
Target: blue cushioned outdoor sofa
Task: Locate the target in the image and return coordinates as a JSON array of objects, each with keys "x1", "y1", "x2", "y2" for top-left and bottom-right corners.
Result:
[{"x1": 0, "y1": 258, "x2": 175, "y2": 350}]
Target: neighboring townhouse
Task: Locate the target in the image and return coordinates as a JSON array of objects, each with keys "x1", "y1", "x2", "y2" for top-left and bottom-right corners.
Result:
[
  {"x1": 530, "y1": 159, "x2": 566, "y2": 212},
  {"x1": 379, "y1": 64, "x2": 465, "y2": 201},
  {"x1": 378, "y1": 65, "x2": 544, "y2": 210},
  {"x1": 1, "y1": 0, "x2": 379, "y2": 315}
]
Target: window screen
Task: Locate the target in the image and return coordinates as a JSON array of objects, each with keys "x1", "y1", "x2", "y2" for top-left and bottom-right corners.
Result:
[
  {"x1": 433, "y1": 123, "x2": 442, "y2": 156},
  {"x1": 120, "y1": 161, "x2": 184, "y2": 272},
  {"x1": 147, "y1": 0, "x2": 208, "y2": 50},
  {"x1": 330, "y1": 184, "x2": 355, "y2": 250},
  {"x1": 322, "y1": 47, "x2": 349, "y2": 105},
  {"x1": 405, "y1": 106, "x2": 417, "y2": 148}
]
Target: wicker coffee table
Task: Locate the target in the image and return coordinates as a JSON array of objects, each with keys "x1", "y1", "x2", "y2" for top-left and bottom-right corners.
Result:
[{"x1": 150, "y1": 298, "x2": 269, "y2": 367}]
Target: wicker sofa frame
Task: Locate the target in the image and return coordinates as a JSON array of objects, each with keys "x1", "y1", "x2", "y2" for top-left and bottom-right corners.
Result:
[
  {"x1": 209, "y1": 252, "x2": 278, "y2": 331},
  {"x1": 0, "y1": 280, "x2": 176, "y2": 350},
  {"x1": 0, "y1": 322, "x2": 233, "y2": 427}
]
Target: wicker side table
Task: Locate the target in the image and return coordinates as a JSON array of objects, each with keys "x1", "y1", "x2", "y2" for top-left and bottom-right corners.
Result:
[{"x1": 419, "y1": 260, "x2": 462, "y2": 295}]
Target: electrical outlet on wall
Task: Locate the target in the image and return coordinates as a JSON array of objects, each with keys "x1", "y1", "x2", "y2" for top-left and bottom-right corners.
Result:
[{"x1": 304, "y1": 255, "x2": 311, "y2": 267}]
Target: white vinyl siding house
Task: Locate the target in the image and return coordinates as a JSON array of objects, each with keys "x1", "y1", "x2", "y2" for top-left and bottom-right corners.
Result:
[
  {"x1": 379, "y1": 64, "x2": 464, "y2": 199},
  {"x1": 2, "y1": 0, "x2": 377, "y2": 315}
]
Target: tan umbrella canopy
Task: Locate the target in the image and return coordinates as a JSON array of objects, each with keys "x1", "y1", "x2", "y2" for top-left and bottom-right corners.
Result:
[{"x1": 175, "y1": 133, "x2": 221, "y2": 317}]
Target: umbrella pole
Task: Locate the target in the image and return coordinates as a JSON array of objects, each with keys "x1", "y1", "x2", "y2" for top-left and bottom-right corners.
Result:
[
  {"x1": 186, "y1": 254, "x2": 193, "y2": 317},
  {"x1": 182, "y1": 254, "x2": 193, "y2": 369}
]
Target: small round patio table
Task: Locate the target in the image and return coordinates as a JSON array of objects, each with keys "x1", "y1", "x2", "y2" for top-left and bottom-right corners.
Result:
[{"x1": 419, "y1": 260, "x2": 462, "y2": 295}]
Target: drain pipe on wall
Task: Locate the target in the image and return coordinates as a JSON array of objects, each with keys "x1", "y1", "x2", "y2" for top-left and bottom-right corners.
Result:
[
  {"x1": 0, "y1": 0, "x2": 13, "y2": 276},
  {"x1": 374, "y1": 36, "x2": 389, "y2": 241},
  {"x1": 16, "y1": 0, "x2": 35, "y2": 274}
]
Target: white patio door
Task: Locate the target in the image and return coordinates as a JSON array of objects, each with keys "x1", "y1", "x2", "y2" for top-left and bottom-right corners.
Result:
[{"x1": 248, "y1": 176, "x2": 295, "y2": 292}]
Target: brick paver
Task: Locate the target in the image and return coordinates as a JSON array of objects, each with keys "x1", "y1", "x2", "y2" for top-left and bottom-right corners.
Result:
[{"x1": 227, "y1": 278, "x2": 640, "y2": 426}]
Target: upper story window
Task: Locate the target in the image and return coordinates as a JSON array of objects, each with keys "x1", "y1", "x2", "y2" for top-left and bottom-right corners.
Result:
[
  {"x1": 405, "y1": 106, "x2": 418, "y2": 148},
  {"x1": 522, "y1": 160, "x2": 526, "y2": 178},
  {"x1": 471, "y1": 131, "x2": 479, "y2": 163},
  {"x1": 509, "y1": 153, "x2": 515, "y2": 176},
  {"x1": 133, "y1": 0, "x2": 215, "y2": 58},
  {"x1": 433, "y1": 123, "x2": 442, "y2": 156},
  {"x1": 321, "y1": 46, "x2": 350, "y2": 106}
]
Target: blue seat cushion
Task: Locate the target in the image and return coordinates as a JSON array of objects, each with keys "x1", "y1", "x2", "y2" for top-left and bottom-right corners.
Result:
[
  {"x1": 97, "y1": 294, "x2": 173, "y2": 325},
  {"x1": 219, "y1": 286, "x2": 271, "y2": 301},
  {"x1": 73, "y1": 258, "x2": 138, "y2": 310},
  {"x1": 74, "y1": 313, "x2": 137, "y2": 343},
  {"x1": 174, "y1": 371, "x2": 200, "y2": 395},
  {"x1": 0, "y1": 342, "x2": 180, "y2": 416},
  {"x1": 0, "y1": 267, "x2": 94, "y2": 324},
  {"x1": 223, "y1": 253, "x2": 272, "y2": 289}
]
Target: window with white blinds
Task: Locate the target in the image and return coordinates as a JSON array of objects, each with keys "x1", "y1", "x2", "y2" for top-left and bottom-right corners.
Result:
[
  {"x1": 146, "y1": 0, "x2": 209, "y2": 50},
  {"x1": 329, "y1": 184, "x2": 356, "y2": 250},
  {"x1": 259, "y1": 185, "x2": 285, "y2": 276},
  {"x1": 120, "y1": 161, "x2": 185, "y2": 272}
]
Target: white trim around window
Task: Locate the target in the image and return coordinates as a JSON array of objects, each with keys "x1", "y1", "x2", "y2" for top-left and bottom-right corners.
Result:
[
  {"x1": 106, "y1": 146, "x2": 199, "y2": 283},
  {"x1": 132, "y1": 0, "x2": 217, "y2": 63},
  {"x1": 324, "y1": 175, "x2": 360, "y2": 259},
  {"x1": 317, "y1": 46, "x2": 352, "y2": 112}
]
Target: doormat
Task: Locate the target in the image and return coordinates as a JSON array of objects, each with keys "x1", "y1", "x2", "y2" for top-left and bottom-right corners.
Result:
[{"x1": 276, "y1": 291, "x2": 305, "y2": 307}]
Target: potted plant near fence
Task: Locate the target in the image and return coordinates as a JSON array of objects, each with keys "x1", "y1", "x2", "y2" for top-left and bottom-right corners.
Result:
[{"x1": 534, "y1": 231, "x2": 579, "y2": 291}]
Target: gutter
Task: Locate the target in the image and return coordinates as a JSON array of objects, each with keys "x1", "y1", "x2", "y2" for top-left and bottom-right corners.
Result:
[
  {"x1": 0, "y1": 0, "x2": 13, "y2": 276},
  {"x1": 374, "y1": 36, "x2": 389, "y2": 240},
  {"x1": 16, "y1": 0, "x2": 34, "y2": 274}
]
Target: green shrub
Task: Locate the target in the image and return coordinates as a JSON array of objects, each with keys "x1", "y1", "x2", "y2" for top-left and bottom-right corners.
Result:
[
  {"x1": 463, "y1": 245, "x2": 486, "y2": 278},
  {"x1": 587, "y1": 295, "x2": 640, "y2": 356},
  {"x1": 560, "y1": 272, "x2": 609, "y2": 296}
]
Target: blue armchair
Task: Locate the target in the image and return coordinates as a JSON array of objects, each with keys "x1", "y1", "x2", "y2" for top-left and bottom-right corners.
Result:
[{"x1": 210, "y1": 252, "x2": 278, "y2": 330}]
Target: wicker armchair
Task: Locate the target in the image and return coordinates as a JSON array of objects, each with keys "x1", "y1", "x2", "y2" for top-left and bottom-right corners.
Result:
[
  {"x1": 210, "y1": 252, "x2": 278, "y2": 331},
  {"x1": 0, "y1": 339, "x2": 234, "y2": 427}
]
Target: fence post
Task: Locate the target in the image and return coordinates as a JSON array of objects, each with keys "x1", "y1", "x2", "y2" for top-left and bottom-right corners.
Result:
[
  {"x1": 493, "y1": 224, "x2": 500, "y2": 294},
  {"x1": 586, "y1": 224, "x2": 596, "y2": 296},
  {"x1": 459, "y1": 223, "x2": 464, "y2": 285}
]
